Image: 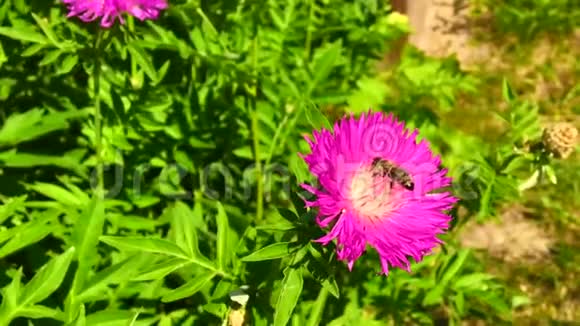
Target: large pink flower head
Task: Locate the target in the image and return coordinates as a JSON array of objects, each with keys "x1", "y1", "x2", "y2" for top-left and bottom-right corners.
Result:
[
  {"x1": 300, "y1": 111, "x2": 457, "y2": 275},
  {"x1": 62, "y1": 0, "x2": 168, "y2": 28}
]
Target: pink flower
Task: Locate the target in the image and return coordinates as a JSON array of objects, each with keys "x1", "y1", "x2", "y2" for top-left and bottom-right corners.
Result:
[
  {"x1": 62, "y1": 0, "x2": 168, "y2": 28},
  {"x1": 300, "y1": 111, "x2": 457, "y2": 275}
]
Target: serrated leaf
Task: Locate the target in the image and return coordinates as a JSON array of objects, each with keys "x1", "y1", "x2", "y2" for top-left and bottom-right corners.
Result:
[
  {"x1": 161, "y1": 272, "x2": 216, "y2": 302},
  {"x1": 273, "y1": 267, "x2": 303, "y2": 326},
  {"x1": 241, "y1": 242, "x2": 297, "y2": 262}
]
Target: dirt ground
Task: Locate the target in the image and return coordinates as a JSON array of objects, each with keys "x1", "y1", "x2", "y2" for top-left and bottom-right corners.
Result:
[{"x1": 393, "y1": 0, "x2": 490, "y2": 68}]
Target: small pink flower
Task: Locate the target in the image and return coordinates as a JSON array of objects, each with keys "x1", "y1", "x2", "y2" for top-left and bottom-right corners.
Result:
[
  {"x1": 62, "y1": 0, "x2": 168, "y2": 28},
  {"x1": 300, "y1": 111, "x2": 457, "y2": 275}
]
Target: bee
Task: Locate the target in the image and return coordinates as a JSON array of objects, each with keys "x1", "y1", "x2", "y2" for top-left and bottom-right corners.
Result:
[{"x1": 371, "y1": 157, "x2": 414, "y2": 191}]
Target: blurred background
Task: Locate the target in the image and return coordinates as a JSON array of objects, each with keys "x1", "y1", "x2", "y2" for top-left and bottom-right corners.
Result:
[{"x1": 0, "y1": 0, "x2": 578, "y2": 325}]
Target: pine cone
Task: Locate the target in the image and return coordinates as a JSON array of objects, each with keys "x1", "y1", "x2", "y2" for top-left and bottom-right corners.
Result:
[{"x1": 542, "y1": 122, "x2": 578, "y2": 159}]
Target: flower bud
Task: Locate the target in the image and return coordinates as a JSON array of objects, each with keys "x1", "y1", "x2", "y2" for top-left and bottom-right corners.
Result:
[{"x1": 542, "y1": 122, "x2": 578, "y2": 159}]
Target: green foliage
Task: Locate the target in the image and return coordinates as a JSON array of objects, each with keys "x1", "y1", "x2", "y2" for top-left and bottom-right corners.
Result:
[
  {"x1": 473, "y1": 0, "x2": 580, "y2": 41},
  {"x1": 0, "y1": 0, "x2": 572, "y2": 325}
]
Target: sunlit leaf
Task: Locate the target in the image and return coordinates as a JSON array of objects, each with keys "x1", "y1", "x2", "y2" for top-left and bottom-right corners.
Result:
[
  {"x1": 273, "y1": 267, "x2": 304, "y2": 326},
  {"x1": 241, "y1": 242, "x2": 298, "y2": 262},
  {"x1": 161, "y1": 272, "x2": 216, "y2": 303}
]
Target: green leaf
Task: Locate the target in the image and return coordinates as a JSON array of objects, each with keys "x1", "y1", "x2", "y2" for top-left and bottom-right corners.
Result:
[
  {"x1": 0, "y1": 195, "x2": 27, "y2": 225},
  {"x1": 254, "y1": 222, "x2": 295, "y2": 231},
  {"x1": 216, "y1": 202, "x2": 229, "y2": 271},
  {"x1": 16, "y1": 305, "x2": 61, "y2": 320},
  {"x1": 478, "y1": 291, "x2": 511, "y2": 316},
  {"x1": 71, "y1": 197, "x2": 106, "y2": 294},
  {"x1": 100, "y1": 236, "x2": 189, "y2": 260},
  {"x1": 76, "y1": 256, "x2": 142, "y2": 303},
  {"x1": 542, "y1": 165, "x2": 558, "y2": 184},
  {"x1": 170, "y1": 201, "x2": 201, "y2": 258},
  {"x1": 161, "y1": 272, "x2": 216, "y2": 302},
  {"x1": 39, "y1": 49, "x2": 62, "y2": 66},
  {"x1": 501, "y1": 156, "x2": 529, "y2": 174},
  {"x1": 511, "y1": 295, "x2": 531, "y2": 308},
  {"x1": 273, "y1": 267, "x2": 304, "y2": 326},
  {"x1": 58, "y1": 54, "x2": 79, "y2": 75},
  {"x1": 26, "y1": 182, "x2": 83, "y2": 207},
  {"x1": 0, "y1": 26, "x2": 48, "y2": 44},
  {"x1": 127, "y1": 43, "x2": 158, "y2": 83},
  {"x1": 20, "y1": 247, "x2": 75, "y2": 306},
  {"x1": 0, "y1": 268, "x2": 23, "y2": 320},
  {"x1": 133, "y1": 257, "x2": 191, "y2": 281},
  {"x1": 241, "y1": 242, "x2": 297, "y2": 262},
  {"x1": 304, "y1": 103, "x2": 332, "y2": 131},
  {"x1": 321, "y1": 277, "x2": 340, "y2": 299},
  {"x1": 0, "y1": 150, "x2": 86, "y2": 176},
  {"x1": 422, "y1": 284, "x2": 444, "y2": 306},
  {"x1": 0, "y1": 109, "x2": 89, "y2": 147},
  {"x1": 440, "y1": 250, "x2": 470, "y2": 286},
  {"x1": 0, "y1": 216, "x2": 55, "y2": 259},
  {"x1": 72, "y1": 304, "x2": 86, "y2": 326},
  {"x1": 502, "y1": 78, "x2": 517, "y2": 103},
  {"x1": 478, "y1": 175, "x2": 495, "y2": 220},
  {"x1": 101, "y1": 235, "x2": 217, "y2": 273},
  {"x1": 277, "y1": 208, "x2": 298, "y2": 223},
  {"x1": 85, "y1": 310, "x2": 136, "y2": 326},
  {"x1": 31, "y1": 13, "x2": 62, "y2": 47},
  {"x1": 454, "y1": 293, "x2": 465, "y2": 315},
  {"x1": 308, "y1": 41, "x2": 342, "y2": 94},
  {"x1": 452, "y1": 273, "x2": 495, "y2": 290}
]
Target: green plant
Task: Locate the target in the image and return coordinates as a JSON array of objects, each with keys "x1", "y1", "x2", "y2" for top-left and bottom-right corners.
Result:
[{"x1": 2, "y1": 0, "x2": 575, "y2": 325}]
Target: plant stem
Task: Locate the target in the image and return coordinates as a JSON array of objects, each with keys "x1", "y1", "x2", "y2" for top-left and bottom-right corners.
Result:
[
  {"x1": 304, "y1": 0, "x2": 314, "y2": 60},
  {"x1": 94, "y1": 30, "x2": 104, "y2": 199},
  {"x1": 250, "y1": 37, "x2": 264, "y2": 223}
]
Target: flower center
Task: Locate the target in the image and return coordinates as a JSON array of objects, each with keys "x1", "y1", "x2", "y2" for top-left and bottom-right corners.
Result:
[{"x1": 348, "y1": 165, "x2": 398, "y2": 222}]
